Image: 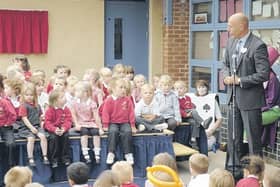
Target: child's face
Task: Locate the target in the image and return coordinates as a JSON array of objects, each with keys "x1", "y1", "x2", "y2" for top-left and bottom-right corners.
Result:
[
  {"x1": 197, "y1": 85, "x2": 208, "y2": 96},
  {"x1": 174, "y1": 84, "x2": 186, "y2": 97},
  {"x1": 142, "y1": 88, "x2": 154, "y2": 103},
  {"x1": 4, "y1": 84, "x2": 13, "y2": 97},
  {"x1": 53, "y1": 79, "x2": 66, "y2": 91},
  {"x1": 135, "y1": 78, "x2": 145, "y2": 88},
  {"x1": 36, "y1": 81, "x2": 45, "y2": 96},
  {"x1": 126, "y1": 73, "x2": 134, "y2": 81},
  {"x1": 23, "y1": 89, "x2": 34, "y2": 103},
  {"x1": 56, "y1": 93, "x2": 66, "y2": 107},
  {"x1": 56, "y1": 68, "x2": 68, "y2": 78},
  {"x1": 160, "y1": 82, "x2": 172, "y2": 94},
  {"x1": 113, "y1": 83, "x2": 126, "y2": 97},
  {"x1": 74, "y1": 86, "x2": 87, "y2": 99},
  {"x1": 102, "y1": 74, "x2": 112, "y2": 84},
  {"x1": 153, "y1": 76, "x2": 160, "y2": 88},
  {"x1": 67, "y1": 84, "x2": 76, "y2": 96},
  {"x1": 114, "y1": 68, "x2": 125, "y2": 78}
]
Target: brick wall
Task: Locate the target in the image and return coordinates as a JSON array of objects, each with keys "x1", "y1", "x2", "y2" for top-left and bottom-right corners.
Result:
[{"x1": 162, "y1": 0, "x2": 189, "y2": 84}]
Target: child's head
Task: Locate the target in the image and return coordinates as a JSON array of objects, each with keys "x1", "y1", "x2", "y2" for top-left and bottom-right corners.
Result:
[
  {"x1": 263, "y1": 166, "x2": 280, "y2": 187},
  {"x1": 0, "y1": 73, "x2": 6, "y2": 94},
  {"x1": 13, "y1": 55, "x2": 30, "y2": 72},
  {"x1": 67, "y1": 162, "x2": 89, "y2": 186},
  {"x1": 133, "y1": 74, "x2": 146, "y2": 88},
  {"x1": 32, "y1": 69, "x2": 46, "y2": 80},
  {"x1": 54, "y1": 65, "x2": 71, "y2": 78},
  {"x1": 74, "y1": 81, "x2": 92, "y2": 100},
  {"x1": 195, "y1": 80, "x2": 209, "y2": 96},
  {"x1": 3, "y1": 78, "x2": 23, "y2": 97},
  {"x1": 189, "y1": 153, "x2": 209, "y2": 176},
  {"x1": 4, "y1": 166, "x2": 33, "y2": 187},
  {"x1": 94, "y1": 170, "x2": 120, "y2": 187},
  {"x1": 112, "y1": 161, "x2": 134, "y2": 185},
  {"x1": 66, "y1": 76, "x2": 79, "y2": 96},
  {"x1": 6, "y1": 65, "x2": 25, "y2": 80},
  {"x1": 99, "y1": 67, "x2": 112, "y2": 84},
  {"x1": 21, "y1": 82, "x2": 37, "y2": 105},
  {"x1": 112, "y1": 64, "x2": 125, "y2": 78},
  {"x1": 174, "y1": 80, "x2": 187, "y2": 97},
  {"x1": 159, "y1": 75, "x2": 173, "y2": 94},
  {"x1": 83, "y1": 68, "x2": 100, "y2": 86},
  {"x1": 141, "y1": 84, "x2": 155, "y2": 103},
  {"x1": 209, "y1": 168, "x2": 235, "y2": 187},
  {"x1": 125, "y1": 65, "x2": 135, "y2": 81},
  {"x1": 25, "y1": 183, "x2": 44, "y2": 187},
  {"x1": 53, "y1": 77, "x2": 67, "y2": 91},
  {"x1": 240, "y1": 155, "x2": 265, "y2": 180},
  {"x1": 30, "y1": 75, "x2": 45, "y2": 96},
  {"x1": 123, "y1": 79, "x2": 132, "y2": 96},
  {"x1": 49, "y1": 89, "x2": 66, "y2": 108},
  {"x1": 109, "y1": 78, "x2": 127, "y2": 97},
  {"x1": 152, "y1": 152, "x2": 178, "y2": 182},
  {"x1": 152, "y1": 74, "x2": 161, "y2": 90}
]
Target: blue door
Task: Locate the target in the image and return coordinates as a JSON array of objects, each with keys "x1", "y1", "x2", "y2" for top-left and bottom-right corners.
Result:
[{"x1": 105, "y1": 0, "x2": 148, "y2": 77}]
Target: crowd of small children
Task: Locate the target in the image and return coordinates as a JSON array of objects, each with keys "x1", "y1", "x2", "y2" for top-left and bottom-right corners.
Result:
[{"x1": 1, "y1": 55, "x2": 279, "y2": 187}]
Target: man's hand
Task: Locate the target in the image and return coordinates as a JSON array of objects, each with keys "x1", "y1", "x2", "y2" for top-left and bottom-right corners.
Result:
[{"x1": 224, "y1": 76, "x2": 240, "y2": 85}]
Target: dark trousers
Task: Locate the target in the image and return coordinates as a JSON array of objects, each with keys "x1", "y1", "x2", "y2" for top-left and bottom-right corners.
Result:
[
  {"x1": 226, "y1": 104, "x2": 262, "y2": 178},
  {"x1": 48, "y1": 132, "x2": 70, "y2": 163},
  {"x1": 0, "y1": 126, "x2": 15, "y2": 167},
  {"x1": 108, "y1": 123, "x2": 132, "y2": 154},
  {"x1": 136, "y1": 116, "x2": 164, "y2": 131}
]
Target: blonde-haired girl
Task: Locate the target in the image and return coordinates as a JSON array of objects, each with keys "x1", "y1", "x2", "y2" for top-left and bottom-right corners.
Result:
[
  {"x1": 18, "y1": 82, "x2": 49, "y2": 167},
  {"x1": 72, "y1": 81, "x2": 104, "y2": 164}
]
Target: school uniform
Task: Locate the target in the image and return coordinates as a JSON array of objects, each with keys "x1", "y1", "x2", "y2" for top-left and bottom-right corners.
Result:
[
  {"x1": 18, "y1": 103, "x2": 46, "y2": 138},
  {"x1": 102, "y1": 95, "x2": 135, "y2": 154},
  {"x1": 236, "y1": 175, "x2": 260, "y2": 187},
  {"x1": 0, "y1": 98, "x2": 17, "y2": 166},
  {"x1": 44, "y1": 106, "x2": 72, "y2": 164}
]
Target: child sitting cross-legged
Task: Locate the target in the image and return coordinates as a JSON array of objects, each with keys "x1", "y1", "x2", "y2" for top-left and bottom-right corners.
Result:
[
  {"x1": 101, "y1": 78, "x2": 137, "y2": 165},
  {"x1": 188, "y1": 153, "x2": 209, "y2": 187},
  {"x1": 112, "y1": 161, "x2": 139, "y2": 187},
  {"x1": 72, "y1": 81, "x2": 104, "y2": 164},
  {"x1": 135, "y1": 84, "x2": 167, "y2": 132}
]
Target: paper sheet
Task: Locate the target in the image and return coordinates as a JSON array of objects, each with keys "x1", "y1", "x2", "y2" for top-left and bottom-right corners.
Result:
[
  {"x1": 262, "y1": 4, "x2": 272, "y2": 17},
  {"x1": 252, "y1": 0, "x2": 262, "y2": 16},
  {"x1": 273, "y1": 1, "x2": 279, "y2": 16}
]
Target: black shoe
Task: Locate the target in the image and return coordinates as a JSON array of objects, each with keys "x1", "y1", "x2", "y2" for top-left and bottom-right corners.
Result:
[
  {"x1": 51, "y1": 162, "x2": 58, "y2": 168},
  {"x1": 43, "y1": 156, "x2": 50, "y2": 165},
  {"x1": 202, "y1": 117, "x2": 213, "y2": 129}
]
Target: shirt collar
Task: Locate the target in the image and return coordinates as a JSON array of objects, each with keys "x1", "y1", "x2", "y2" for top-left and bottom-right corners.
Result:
[
  {"x1": 72, "y1": 184, "x2": 88, "y2": 187},
  {"x1": 239, "y1": 31, "x2": 250, "y2": 47},
  {"x1": 77, "y1": 98, "x2": 91, "y2": 105},
  {"x1": 111, "y1": 95, "x2": 118, "y2": 100},
  {"x1": 55, "y1": 105, "x2": 66, "y2": 110}
]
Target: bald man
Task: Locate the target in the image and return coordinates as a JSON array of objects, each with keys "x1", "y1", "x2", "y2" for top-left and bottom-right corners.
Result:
[{"x1": 222, "y1": 13, "x2": 269, "y2": 179}]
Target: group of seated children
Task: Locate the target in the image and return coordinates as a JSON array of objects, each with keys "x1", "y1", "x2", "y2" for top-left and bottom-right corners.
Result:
[{"x1": 0, "y1": 56, "x2": 222, "y2": 170}]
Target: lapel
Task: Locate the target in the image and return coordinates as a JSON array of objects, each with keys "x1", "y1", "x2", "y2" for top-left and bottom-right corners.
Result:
[{"x1": 236, "y1": 32, "x2": 253, "y2": 70}]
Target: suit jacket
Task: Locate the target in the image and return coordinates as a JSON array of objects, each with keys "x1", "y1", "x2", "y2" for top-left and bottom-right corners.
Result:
[{"x1": 223, "y1": 32, "x2": 270, "y2": 110}]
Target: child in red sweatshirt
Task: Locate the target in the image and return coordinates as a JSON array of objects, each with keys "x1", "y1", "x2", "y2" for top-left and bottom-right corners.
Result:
[
  {"x1": 44, "y1": 89, "x2": 72, "y2": 168},
  {"x1": 102, "y1": 78, "x2": 136, "y2": 165}
]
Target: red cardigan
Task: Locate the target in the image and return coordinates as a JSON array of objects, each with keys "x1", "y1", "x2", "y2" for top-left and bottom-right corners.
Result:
[
  {"x1": 101, "y1": 96, "x2": 135, "y2": 128},
  {"x1": 178, "y1": 95, "x2": 193, "y2": 118},
  {"x1": 44, "y1": 106, "x2": 72, "y2": 133},
  {"x1": 0, "y1": 98, "x2": 17, "y2": 127}
]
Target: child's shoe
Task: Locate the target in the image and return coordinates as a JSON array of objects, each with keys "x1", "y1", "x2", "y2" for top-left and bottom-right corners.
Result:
[
  {"x1": 138, "y1": 124, "x2": 146, "y2": 132},
  {"x1": 154, "y1": 123, "x2": 168, "y2": 131},
  {"x1": 125, "y1": 153, "x2": 134, "y2": 165},
  {"x1": 28, "y1": 157, "x2": 36, "y2": 167},
  {"x1": 94, "y1": 147, "x2": 101, "y2": 164},
  {"x1": 106, "y1": 152, "x2": 115, "y2": 164},
  {"x1": 43, "y1": 155, "x2": 50, "y2": 165},
  {"x1": 201, "y1": 117, "x2": 213, "y2": 129}
]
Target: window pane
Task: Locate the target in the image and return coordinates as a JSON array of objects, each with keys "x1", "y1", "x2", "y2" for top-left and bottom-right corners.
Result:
[
  {"x1": 251, "y1": 0, "x2": 280, "y2": 21},
  {"x1": 252, "y1": 29, "x2": 280, "y2": 49},
  {"x1": 114, "y1": 18, "x2": 122, "y2": 60},
  {"x1": 218, "y1": 31, "x2": 229, "y2": 61},
  {"x1": 191, "y1": 66, "x2": 211, "y2": 89},
  {"x1": 219, "y1": 0, "x2": 243, "y2": 23},
  {"x1": 192, "y1": 31, "x2": 213, "y2": 59},
  {"x1": 193, "y1": 2, "x2": 212, "y2": 24}
]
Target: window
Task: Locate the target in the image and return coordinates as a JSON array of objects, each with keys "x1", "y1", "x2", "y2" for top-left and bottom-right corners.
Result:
[{"x1": 114, "y1": 18, "x2": 123, "y2": 60}]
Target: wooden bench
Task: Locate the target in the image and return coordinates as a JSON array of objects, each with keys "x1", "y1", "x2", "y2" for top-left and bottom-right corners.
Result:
[{"x1": 172, "y1": 142, "x2": 198, "y2": 157}]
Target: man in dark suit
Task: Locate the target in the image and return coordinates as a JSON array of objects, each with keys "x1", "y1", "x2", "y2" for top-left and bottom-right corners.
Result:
[{"x1": 223, "y1": 13, "x2": 270, "y2": 179}]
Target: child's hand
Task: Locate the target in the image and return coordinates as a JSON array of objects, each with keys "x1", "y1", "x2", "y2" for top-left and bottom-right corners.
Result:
[
  {"x1": 60, "y1": 127, "x2": 65, "y2": 135},
  {"x1": 132, "y1": 127, "x2": 137, "y2": 134},
  {"x1": 99, "y1": 128, "x2": 104, "y2": 135},
  {"x1": 31, "y1": 127, "x2": 38, "y2": 135},
  {"x1": 176, "y1": 121, "x2": 180, "y2": 126},
  {"x1": 103, "y1": 127, "x2": 108, "y2": 132},
  {"x1": 55, "y1": 128, "x2": 61, "y2": 135},
  {"x1": 75, "y1": 125, "x2": 81, "y2": 131}
]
